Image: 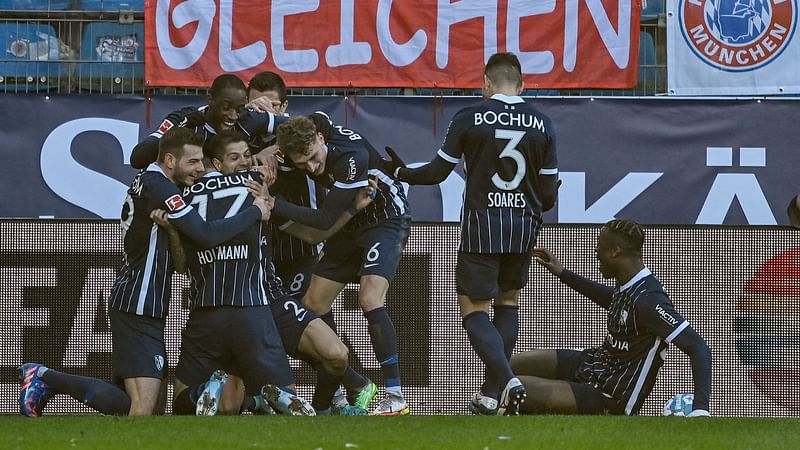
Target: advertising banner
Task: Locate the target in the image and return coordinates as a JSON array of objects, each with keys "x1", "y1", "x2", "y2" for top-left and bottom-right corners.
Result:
[
  {"x1": 1, "y1": 221, "x2": 797, "y2": 416},
  {"x1": 145, "y1": 0, "x2": 640, "y2": 88},
  {"x1": 0, "y1": 95, "x2": 798, "y2": 225},
  {"x1": 667, "y1": 0, "x2": 800, "y2": 95}
]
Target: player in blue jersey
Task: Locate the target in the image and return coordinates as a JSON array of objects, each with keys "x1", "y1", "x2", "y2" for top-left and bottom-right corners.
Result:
[
  {"x1": 168, "y1": 140, "x2": 318, "y2": 416},
  {"x1": 275, "y1": 114, "x2": 412, "y2": 415},
  {"x1": 513, "y1": 219, "x2": 712, "y2": 416},
  {"x1": 386, "y1": 53, "x2": 559, "y2": 415},
  {"x1": 246, "y1": 73, "x2": 377, "y2": 413},
  {"x1": 129, "y1": 73, "x2": 285, "y2": 172},
  {"x1": 191, "y1": 130, "x2": 376, "y2": 415},
  {"x1": 18, "y1": 128, "x2": 272, "y2": 417}
]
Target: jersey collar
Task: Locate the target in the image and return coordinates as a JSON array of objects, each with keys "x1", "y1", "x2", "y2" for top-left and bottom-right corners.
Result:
[
  {"x1": 147, "y1": 163, "x2": 167, "y2": 175},
  {"x1": 619, "y1": 267, "x2": 652, "y2": 292},
  {"x1": 490, "y1": 93, "x2": 525, "y2": 104}
]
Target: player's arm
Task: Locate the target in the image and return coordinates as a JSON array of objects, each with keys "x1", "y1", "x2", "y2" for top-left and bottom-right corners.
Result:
[
  {"x1": 635, "y1": 294, "x2": 712, "y2": 415},
  {"x1": 149, "y1": 174, "x2": 267, "y2": 249},
  {"x1": 150, "y1": 209, "x2": 187, "y2": 274},
  {"x1": 533, "y1": 247, "x2": 614, "y2": 308},
  {"x1": 393, "y1": 112, "x2": 469, "y2": 185},
  {"x1": 273, "y1": 187, "x2": 358, "y2": 231},
  {"x1": 536, "y1": 127, "x2": 559, "y2": 211},
  {"x1": 239, "y1": 110, "x2": 290, "y2": 140},
  {"x1": 130, "y1": 107, "x2": 204, "y2": 169},
  {"x1": 273, "y1": 149, "x2": 370, "y2": 230},
  {"x1": 277, "y1": 179, "x2": 376, "y2": 244}
]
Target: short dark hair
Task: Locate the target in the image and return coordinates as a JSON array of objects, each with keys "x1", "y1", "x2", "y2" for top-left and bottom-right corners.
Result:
[
  {"x1": 602, "y1": 219, "x2": 645, "y2": 254},
  {"x1": 276, "y1": 116, "x2": 317, "y2": 157},
  {"x1": 204, "y1": 129, "x2": 248, "y2": 161},
  {"x1": 210, "y1": 73, "x2": 246, "y2": 96},
  {"x1": 484, "y1": 52, "x2": 522, "y2": 88},
  {"x1": 248, "y1": 71, "x2": 287, "y2": 103},
  {"x1": 158, "y1": 127, "x2": 205, "y2": 163}
]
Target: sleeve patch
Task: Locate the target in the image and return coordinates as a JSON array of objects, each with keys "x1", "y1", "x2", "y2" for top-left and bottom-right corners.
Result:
[
  {"x1": 164, "y1": 194, "x2": 186, "y2": 212},
  {"x1": 158, "y1": 119, "x2": 174, "y2": 134},
  {"x1": 346, "y1": 156, "x2": 357, "y2": 181}
]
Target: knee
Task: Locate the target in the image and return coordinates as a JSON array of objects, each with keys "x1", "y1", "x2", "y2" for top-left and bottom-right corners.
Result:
[{"x1": 323, "y1": 343, "x2": 349, "y2": 374}]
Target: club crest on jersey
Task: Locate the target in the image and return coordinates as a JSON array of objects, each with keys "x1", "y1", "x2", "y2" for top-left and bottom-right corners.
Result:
[
  {"x1": 158, "y1": 119, "x2": 174, "y2": 134},
  {"x1": 154, "y1": 355, "x2": 165, "y2": 371},
  {"x1": 679, "y1": 0, "x2": 797, "y2": 72},
  {"x1": 164, "y1": 194, "x2": 186, "y2": 212},
  {"x1": 619, "y1": 309, "x2": 629, "y2": 325}
]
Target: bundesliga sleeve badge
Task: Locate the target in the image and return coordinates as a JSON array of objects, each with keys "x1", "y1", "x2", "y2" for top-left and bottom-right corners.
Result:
[{"x1": 164, "y1": 194, "x2": 186, "y2": 212}]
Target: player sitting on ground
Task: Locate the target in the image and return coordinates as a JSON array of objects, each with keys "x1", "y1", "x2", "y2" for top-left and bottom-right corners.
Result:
[{"x1": 512, "y1": 219, "x2": 712, "y2": 416}]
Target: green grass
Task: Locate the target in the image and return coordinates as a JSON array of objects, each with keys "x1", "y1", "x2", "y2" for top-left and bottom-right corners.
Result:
[{"x1": 1, "y1": 415, "x2": 798, "y2": 450}]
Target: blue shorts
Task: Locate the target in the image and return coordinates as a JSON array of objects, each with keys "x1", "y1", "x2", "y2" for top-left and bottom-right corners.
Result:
[
  {"x1": 271, "y1": 295, "x2": 318, "y2": 357},
  {"x1": 274, "y1": 254, "x2": 319, "y2": 298},
  {"x1": 456, "y1": 251, "x2": 532, "y2": 300},
  {"x1": 175, "y1": 305, "x2": 294, "y2": 395},
  {"x1": 315, "y1": 218, "x2": 410, "y2": 284},
  {"x1": 109, "y1": 308, "x2": 167, "y2": 383},
  {"x1": 555, "y1": 349, "x2": 624, "y2": 415}
]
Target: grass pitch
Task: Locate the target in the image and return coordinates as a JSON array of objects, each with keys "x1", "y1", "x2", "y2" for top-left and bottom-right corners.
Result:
[{"x1": 2, "y1": 415, "x2": 798, "y2": 449}]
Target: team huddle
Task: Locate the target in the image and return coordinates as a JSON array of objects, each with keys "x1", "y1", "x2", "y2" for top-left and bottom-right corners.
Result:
[{"x1": 19, "y1": 53, "x2": 712, "y2": 418}]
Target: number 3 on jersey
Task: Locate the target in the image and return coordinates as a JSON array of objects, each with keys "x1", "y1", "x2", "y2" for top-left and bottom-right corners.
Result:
[{"x1": 492, "y1": 129, "x2": 526, "y2": 191}]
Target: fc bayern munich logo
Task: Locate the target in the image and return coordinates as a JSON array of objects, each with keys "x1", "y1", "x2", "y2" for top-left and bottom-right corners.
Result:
[{"x1": 679, "y1": 0, "x2": 797, "y2": 72}]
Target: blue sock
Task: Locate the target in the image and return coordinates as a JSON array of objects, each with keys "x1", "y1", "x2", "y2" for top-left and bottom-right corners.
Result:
[
  {"x1": 481, "y1": 305, "x2": 519, "y2": 398},
  {"x1": 173, "y1": 383, "x2": 204, "y2": 415},
  {"x1": 493, "y1": 305, "x2": 519, "y2": 359},
  {"x1": 313, "y1": 311, "x2": 344, "y2": 409},
  {"x1": 40, "y1": 370, "x2": 131, "y2": 416},
  {"x1": 365, "y1": 307, "x2": 401, "y2": 391},
  {"x1": 463, "y1": 311, "x2": 514, "y2": 389},
  {"x1": 341, "y1": 366, "x2": 368, "y2": 391}
]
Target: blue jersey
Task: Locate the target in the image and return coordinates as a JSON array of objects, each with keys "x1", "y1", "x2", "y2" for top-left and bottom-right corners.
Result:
[
  {"x1": 318, "y1": 119, "x2": 409, "y2": 231},
  {"x1": 180, "y1": 171, "x2": 289, "y2": 309},
  {"x1": 270, "y1": 165, "x2": 326, "y2": 263},
  {"x1": 439, "y1": 94, "x2": 557, "y2": 253},
  {"x1": 566, "y1": 268, "x2": 692, "y2": 415},
  {"x1": 130, "y1": 105, "x2": 286, "y2": 169},
  {"x1": 108, "y1": 165, "x2": 188, "y2": 318},
  {"x1": 109, "y1": 165, "x2": 262, "y2": 318}
]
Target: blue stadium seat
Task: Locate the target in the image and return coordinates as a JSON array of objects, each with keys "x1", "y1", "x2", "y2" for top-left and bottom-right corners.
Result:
[
  {"x1": 641, "y1": 0, "x2": 664, "y2": 23},
  {"x1": 0, "y1": 0, "x2": 71, "y2": 10},
  {"x1": 78, "y1": 1, "x2": 144, "y2": 11},
  {"x1": 77, "y1": 21, "x2": 144, "y2": 91},
  {"x1": 0, "y1": 22, "x2": 64, "y2": 92}
]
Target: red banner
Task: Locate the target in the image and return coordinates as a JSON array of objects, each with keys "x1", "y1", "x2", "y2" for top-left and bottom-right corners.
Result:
[{"x1": 145, "y1": 0, "x2": 641, "y2": 89}]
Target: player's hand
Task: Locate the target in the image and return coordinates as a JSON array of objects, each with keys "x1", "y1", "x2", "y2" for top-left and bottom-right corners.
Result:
[
  {"x1": 150, "y1": 209, "x2": 173, "y2": 230},
  {"x1": 253, "y1": 145, "x2": 279, "y2": 185},
  {"x1": 245, "y1": 176, "x2": 271, "y2": 199},
  {"x1": 354, "y1": 178, "x2": 378, "y2": 210},
  {"x1": 246, "y1": 96, "x2": 279, "y2": 114},
  {"x1": 178, "y1": 110, "x2": 206, "y2": 128},
  {"x1": 533, "y1": 247, "x2": 564, "y2": 276},
  {"x1": 252, "y1": 195, "x2": 274, "y2": 221},
  {"x1": 382, "y1": 146, "x2": 407, "y2": 179}
]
